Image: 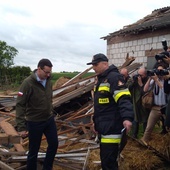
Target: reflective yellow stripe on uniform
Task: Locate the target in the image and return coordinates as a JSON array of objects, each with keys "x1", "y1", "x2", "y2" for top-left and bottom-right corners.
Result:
[
  {"x1": 98, "y1": 86, "x2": 110, "y2": 92},
  {"x1": 101, "y1": 138, "x2": 121, "y2": 143},
  {"x1": 98, "y1": 83, "x2": 110, "y2": 92},
  {"x1": 101, "y1": 134, "x2": 121, "y2": 143},
  {"x1": 113, "y1": 88, "x2": 131, "y2": 103}
]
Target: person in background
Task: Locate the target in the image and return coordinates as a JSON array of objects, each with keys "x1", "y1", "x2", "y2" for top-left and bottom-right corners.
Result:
[
  {"x1": 87, "y1": 53, "x2": 134, "y2": 170},
  {"x1": 127, "y1": 67, "x2": 149, "y2": 138},
  {"x1": 156, "y1": 51, "x2": 170, "y2": 68},
  {"x1": 165, "y1": 98, "x2": 170, "y2": 130},
  {"x1": 120, "y1": 67, "x2": 131, "y2": 83},
  {"x1": 16, "y1": 59, "x2": 58, "y2": 170},
  {"x1": 141, "y1": 63, "x2": 170, "y2": 144},
  {"x1": 162, "y1": 52, "x2": 170, "y2": 131}
]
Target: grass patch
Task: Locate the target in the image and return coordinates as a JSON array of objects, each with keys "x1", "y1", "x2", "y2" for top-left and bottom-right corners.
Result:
[{"x1": 0, "y1": 72, "x2": 95, "y2": 91}]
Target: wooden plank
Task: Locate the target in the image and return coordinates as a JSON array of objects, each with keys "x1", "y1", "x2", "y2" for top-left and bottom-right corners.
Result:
[
  {"x1": 53, "y1": 78, "x2": 94, "y2": 98},
  {"x1": 0, "y1": 133, "x2": 21, "y2": 144},
  {"x1": 53, "y1": 84, "x2": 78, "y2": 98},
  {"x1": 61, "y1": 66, "x2": 93, "y2": 86},
  {"x1": 66, "y1": 112, "x2": 93, "y2": 122},
  {"x1": 0, "y1": 121, "x2": 25, "y2": 152},
  {"x1": 82, "y1": 148, "x2": 90, "y2": 170},
  {"x1": 0, "y1": 95, "x2": 15, "y2": 98},
  {"x1": 56, "y1": 111, "x2": 75, "y2": 120},
  {"x1": 53, "y1": 82, "x2": 94, "y2": 107},
  {"x1": 126, "y1": 63, "x2": 143, "y2": 73},
  {"x1": 0, "y1": 97, "x2": 16, "y2": 107},
  {"x1": 53, "y1": 75, "x2": 96, "y2": 93},
  {"x1": 66, "y1": 145, "x2": 99, "y2": 153},
  {"x1": 58, "y1": 127, "x2": 80, "y2": 135},
  {"x1": 11, "y1": 153, "x2": 88, "y2": 160},
  {"x1": 0, "y1": 151, "x2": 25, "y2": 155},
  {"x1": 0, "y1": 160, "x2": 14, "y2": 170},
  {"x1": 0, "y1": 111, "x2": 16, "y2": 117},
  {"x1": 66, "y1": 105, "x2": 92, "y2": 121},
  {"x1": 119, "y1": 53, "x2": 136, "y2": 69},
  {"x1": 54, "y1": 160, "x2": 82, "y2": 170}
]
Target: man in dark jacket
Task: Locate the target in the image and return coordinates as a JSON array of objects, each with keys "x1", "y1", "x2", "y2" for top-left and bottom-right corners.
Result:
[
  {"x1": 162, "y1": 52, "x2": 170, "y2": 130},
  {"x1": 164, "y1": 71, "x2": 170, "y2": 130},
  {"x1": 127, "y1": 68, "x2": 149, "y2": 138},
  {"x1": 87, "y1": 53, "x2": 134, "y2": 170},
  {"x1": 16, "y1": 59, "x2": 58, "y2": 170}
]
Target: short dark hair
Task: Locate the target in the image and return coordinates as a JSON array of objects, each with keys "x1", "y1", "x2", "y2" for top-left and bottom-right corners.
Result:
[
  {"x1": 153, "y1": 62, "x2": 167, "y2": 69},
  {"x1": 37, "y1": 59, "x2": 53, "y2": 69}
]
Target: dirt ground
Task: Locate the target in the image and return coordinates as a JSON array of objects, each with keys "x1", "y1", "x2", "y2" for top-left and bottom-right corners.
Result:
[{"x1": 38, "y1": 131, "x2": 170, "y2": 170}]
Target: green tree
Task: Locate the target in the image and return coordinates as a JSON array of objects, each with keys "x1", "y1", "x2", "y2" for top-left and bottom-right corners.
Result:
[
  {"x1": 0, "y1": 41, "x2": 18, "y2": 69},
  {"x1": 0, "y1": 41, "x2": 18, "y2": 87},
  {"x1": 8, "y1": 66, "x2": 31, "y2": 84}
]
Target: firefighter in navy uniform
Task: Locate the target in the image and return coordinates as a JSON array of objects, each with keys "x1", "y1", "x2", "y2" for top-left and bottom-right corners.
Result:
[{"x1": 87, "y1": 53, "x2": 134, "y2": 170}]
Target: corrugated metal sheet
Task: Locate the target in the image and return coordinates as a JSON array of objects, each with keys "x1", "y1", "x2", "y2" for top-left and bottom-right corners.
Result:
[{"x1": 102, "y1": 6, "x2": 170, "y2": 39}]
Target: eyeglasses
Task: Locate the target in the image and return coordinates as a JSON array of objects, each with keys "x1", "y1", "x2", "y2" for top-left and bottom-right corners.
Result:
[{"x1": 41, "y1": 68, "x2": 51, "y2": 74}]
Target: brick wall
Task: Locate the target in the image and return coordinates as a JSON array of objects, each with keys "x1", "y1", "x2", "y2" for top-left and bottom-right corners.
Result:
[{"x1": 106, "y1": 29, "x2": 170, "y2": 69}]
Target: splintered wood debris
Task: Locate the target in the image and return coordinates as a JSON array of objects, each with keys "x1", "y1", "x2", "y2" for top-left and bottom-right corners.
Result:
[{"x1": 0, "y1": 55, "x2": 170, "y2": 170}]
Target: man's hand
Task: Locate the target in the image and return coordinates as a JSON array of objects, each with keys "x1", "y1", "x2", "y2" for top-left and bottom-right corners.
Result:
[
  {"x1": 151, "y1": 73, "x2": 163, "y2": 88},
  {"x1": 123, "y1": 120, "x2": 132, "y2": 133},
  {"x1": 151, "y1": 73, "x2": 158, "y2": 81},
  {"x1": 163, "y1": 71, "x2": 170, "y2": 80},
  {"x1": 137, "y1": 76, "x2": 143, "y2": 87},
  {"x1": 18, "y1": 131, "x2": 28, "y2": 138}
]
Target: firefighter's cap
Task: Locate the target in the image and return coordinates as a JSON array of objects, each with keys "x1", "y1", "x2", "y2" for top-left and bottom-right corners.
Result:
[{"x1": 87, "y1": 53, "x2": 108, "y2": 65}]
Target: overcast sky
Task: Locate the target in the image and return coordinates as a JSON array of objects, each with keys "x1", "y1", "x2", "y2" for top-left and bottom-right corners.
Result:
[{"x1": 0, "y1": 0, "x2": 169, "y2": 72}]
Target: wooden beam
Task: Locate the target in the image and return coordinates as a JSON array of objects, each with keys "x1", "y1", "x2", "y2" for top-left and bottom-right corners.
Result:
[
  {"x1": 0, "y1": 133, "x2": 21, "y2": 144},
  {"x1": 66, "y1": 105, "x2": 92, "y2": 121},
  {"x1": 53, "y1": 82, "x2": 94, "y2": 107},
  {"x1": 0, "y1": 111, "x2": 16, "y2": 118},
  {"x1": 119, "y1": 53, "x2": 136, "y2": 69},
  {"x1": 61, "y1": 66, "x2": 93, "y2": 86},
  {"x1": 82, "y1": 148, "x2": 90, "y2": 170},
  {"x1": 0, "y1": 160, "x2": 14, "y2": 170},
  {"x1": 0, "y1": 121, "x2": 25, "y2": 152}
]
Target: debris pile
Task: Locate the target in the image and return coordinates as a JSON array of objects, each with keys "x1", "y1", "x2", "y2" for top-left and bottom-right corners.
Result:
[{"x1": 0, "y1": 55, "x2": 170, "y2": 169}]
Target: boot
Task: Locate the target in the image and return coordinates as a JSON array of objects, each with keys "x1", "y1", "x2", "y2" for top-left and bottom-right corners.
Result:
[{"x1": 160, "y1": 116, "x2": 168, "y2": 134}]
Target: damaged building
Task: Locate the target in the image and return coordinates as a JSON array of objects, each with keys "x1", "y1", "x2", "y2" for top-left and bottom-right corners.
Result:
[
  {"x1": 0, "y1": 6, "x2": 170, "y2": 170},
  {"x1": 101, "y1": 6, "x2": 170, "y2": 69}
]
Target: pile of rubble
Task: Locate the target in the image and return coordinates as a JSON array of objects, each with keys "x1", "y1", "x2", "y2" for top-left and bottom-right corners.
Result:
[{"x1": 0, "y1": 54, "x2": 170, "y2": 170}]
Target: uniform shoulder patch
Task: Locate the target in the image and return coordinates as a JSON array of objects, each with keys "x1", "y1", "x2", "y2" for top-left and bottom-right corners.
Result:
[{"x1": 18, "y1": 92, "x2": 23, "y2": 96}]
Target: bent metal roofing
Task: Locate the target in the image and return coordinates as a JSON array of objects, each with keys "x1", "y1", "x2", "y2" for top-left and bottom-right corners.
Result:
[{"x1": 102, "y1": 6, "x2": 170, "y2": 40}]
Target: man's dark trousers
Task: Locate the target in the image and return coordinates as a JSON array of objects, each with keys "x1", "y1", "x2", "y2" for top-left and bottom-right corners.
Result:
[
  {"x1": 100, "y1": 143, "x2": 119, "y2": 170},
  {"x1": 27, "y1": 116, "x2": 58, "y2": 170}
]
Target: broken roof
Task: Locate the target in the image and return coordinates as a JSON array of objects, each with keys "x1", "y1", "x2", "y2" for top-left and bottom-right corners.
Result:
[{"x1": 101, "y1": 6, "x2": 170, "y2": 40}]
